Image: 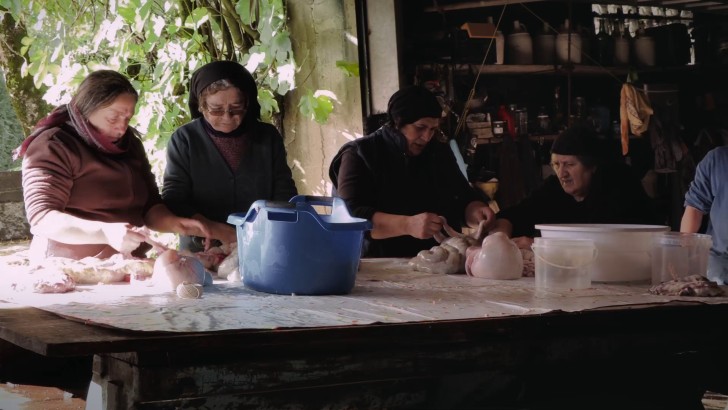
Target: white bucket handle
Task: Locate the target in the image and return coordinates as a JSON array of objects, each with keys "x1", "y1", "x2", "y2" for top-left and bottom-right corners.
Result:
[{"x1": 532, "y1": 246, "x2": 598, "y2": 270}]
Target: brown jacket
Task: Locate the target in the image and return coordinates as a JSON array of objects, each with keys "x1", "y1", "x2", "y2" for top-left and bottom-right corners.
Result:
[{"x1": 22, "y1": 126, "x2": 162, "y2": 260}]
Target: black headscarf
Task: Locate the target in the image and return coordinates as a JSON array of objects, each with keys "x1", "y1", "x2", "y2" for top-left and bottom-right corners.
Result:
[
  {"x1": 386, "y1": 85, "x2": 442, "y2": 128},
  {"x1": 551, "y1": 124, "x2": 603, "y2": 165},
  {"x1": 188, "y1": 61, "x2": 262, "y2": 128}
]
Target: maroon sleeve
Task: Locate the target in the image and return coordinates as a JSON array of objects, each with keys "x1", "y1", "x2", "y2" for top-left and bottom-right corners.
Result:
[{"x1": 21, "y1": 130, "x2": 78, "y2": 226}]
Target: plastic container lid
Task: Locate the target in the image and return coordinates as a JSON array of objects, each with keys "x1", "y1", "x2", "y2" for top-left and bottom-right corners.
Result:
[
  {"x1": 536, "y1": 224, "x2": 669, "y2": 233},
  {"x1": 653, "y1": 232, "x2": 712, "y2": 247}
]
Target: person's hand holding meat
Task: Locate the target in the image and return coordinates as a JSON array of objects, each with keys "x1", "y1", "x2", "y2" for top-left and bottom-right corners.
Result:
[
  {"x1": 464, "y1": 201, "x2": 495, "y2": 230},
  {"x1": 190, "y1": 214, "x2": 237, "y2": 245},
  {"x1": 405, "y1": 212, "x2": 444, "y2": 239},
  {"x1": 101, "y1": 223, "x2": 148, "y2": 255}
]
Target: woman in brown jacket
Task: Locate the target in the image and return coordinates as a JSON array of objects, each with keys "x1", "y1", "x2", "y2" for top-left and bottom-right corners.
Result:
[{"x1": 16, "y1": 70, "x2": 212, "y2": 263}]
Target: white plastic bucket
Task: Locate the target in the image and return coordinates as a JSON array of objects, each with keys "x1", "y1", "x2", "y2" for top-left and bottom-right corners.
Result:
[
  {"x1": 651, "y1": 232, "x2": 712, "y2": 285},
  {"x1": 532, "y1": 238, "x2": 597, "y2": 290},
  {"x1": 536, "y1": 224, "x2": 670, "y2": 282}
]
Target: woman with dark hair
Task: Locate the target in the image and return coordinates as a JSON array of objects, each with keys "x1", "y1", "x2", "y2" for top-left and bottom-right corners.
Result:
[
  {"x1": 329, "y1": 85, "x2": 494, "y2": 257},
  {"x1": 489, "y1": 124, "x2": 656, "y2": 249},
  {"x1": 163, "y1": 60, "x2": 297, "y2": 252},
  {"x1": 17, "y1": 70, "x2": 211, "y2": 263}
]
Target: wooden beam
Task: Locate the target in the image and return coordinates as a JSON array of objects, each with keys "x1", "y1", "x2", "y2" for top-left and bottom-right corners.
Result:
[{"x1": 423, "y1": 0, "x2": 544, "y2": 12}]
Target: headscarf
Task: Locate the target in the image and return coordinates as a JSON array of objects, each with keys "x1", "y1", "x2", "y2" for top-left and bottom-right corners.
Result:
[
  {"x1": 551, "y1": 124, "x2": 601, "y2": 161},
  {"x1": 188, "y1": 60, "x2": 261, "y2": 124},
  {"x1": 386, "y1": 85, "x2": 443, "y2": 128},
  {"x1": 13, "y1": 102, "x2": 130, "y2": 160}
]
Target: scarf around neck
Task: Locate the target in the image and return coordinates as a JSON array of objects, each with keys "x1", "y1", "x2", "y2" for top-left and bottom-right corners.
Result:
[{"x1": 13, "y1": 102, "x2": 130, "y2": 160}]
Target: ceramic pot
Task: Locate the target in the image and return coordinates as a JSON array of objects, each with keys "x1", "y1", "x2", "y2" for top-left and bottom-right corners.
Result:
[
  {"x1": 534, "y1": 23, "x2": 555, "y2": 65},
  {"x1": 507, "y1": 21, "x2": 533, "y2": 64},
  {"x1": 635, "y1": 31, "x2": 655, "y2": 66}
]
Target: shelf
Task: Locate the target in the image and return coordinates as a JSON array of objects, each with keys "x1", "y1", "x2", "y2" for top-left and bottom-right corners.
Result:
[
  {"x1": 419, "y1": 62, "x2": 699, "y2": 76},
  {"x1": 422, "y1": 0, "x2": 728, "y2": 15},
  {"x1": 467, "y1": 134, "x2": 560, "y2": 145}
]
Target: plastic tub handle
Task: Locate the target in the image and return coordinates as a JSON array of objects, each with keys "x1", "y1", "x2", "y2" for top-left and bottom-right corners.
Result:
[{"x1": 532, "y1": 245, "x2": 598, "y2": 270}]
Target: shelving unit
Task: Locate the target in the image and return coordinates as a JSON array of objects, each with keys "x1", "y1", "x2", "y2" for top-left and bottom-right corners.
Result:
[{"x1": 361, "y1": 0, "x2": 728, "y2": 219}]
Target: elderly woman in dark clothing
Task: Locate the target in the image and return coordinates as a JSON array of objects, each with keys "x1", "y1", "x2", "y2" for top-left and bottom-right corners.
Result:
[
  {"x1": 163, "y1": 61, "x2": 298, "y2": 252},
  {"x1": 488, "y1": 125, "x2": 656, "y2": 248},
  {"x1": 329, "y1": 85, "x2": 495, "y2": 257}
]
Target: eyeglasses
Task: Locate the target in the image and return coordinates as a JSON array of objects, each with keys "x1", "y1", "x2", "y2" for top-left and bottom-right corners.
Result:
[{"x1": 205, "y1": 108, "x2": 247, "y2": 117}]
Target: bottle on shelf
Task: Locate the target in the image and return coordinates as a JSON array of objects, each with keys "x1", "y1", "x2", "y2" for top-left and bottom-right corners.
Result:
[
  {"x1": 556, "y1": 19, "x2": 582, "y2": 64},
  {"x1": 534, "y1": 22, "x2": 555, "y2": 65},
  {"x1": 537, "y1": 106, "x2": 551, "y2": 134},
  {"x1": 594, "y1": 18, "x2": 614, "y2": 66},
  {"x1": 497, "y1": 104, "x2": 515, "y2": 138},
  {"x1": 635, "y1": 23, "x2": 656, "y2": 66},
  {"x1": 507, "y1": 20, "x2": 533, "y2": 65},
  {"x1": 613, "y1": 21, "x2": 631, "y2": 66},
  {"x1": 487, "y1": 16, "x2": 505, "y2": 65},
  {"x1": 552, "y1": 86, "x2": 564, "y2": 132}
]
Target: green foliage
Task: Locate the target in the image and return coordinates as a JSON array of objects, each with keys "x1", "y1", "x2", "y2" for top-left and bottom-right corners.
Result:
[
  {"x1": 1, "y1": 0, "x2": 336, "y2": 177},
  {"x1": 298, "y1": 89, "x2": 334, "y2": 125},
  {"x1": 0, "y1": 73, "x2": 24, "y2": 171},
  {"x1": 336, "y1": 60, "x2": 359, "y2": 78}
]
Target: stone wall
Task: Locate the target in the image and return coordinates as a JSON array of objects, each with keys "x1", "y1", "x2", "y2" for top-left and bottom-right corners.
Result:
[{"x1": 0, "y1": 171, "x2": 30, "y2": 241}]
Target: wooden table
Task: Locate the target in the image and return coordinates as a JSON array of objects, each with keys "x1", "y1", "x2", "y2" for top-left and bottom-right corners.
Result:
[{"x1": 2, "y1": 298, "x2": 728, "y2": 410}]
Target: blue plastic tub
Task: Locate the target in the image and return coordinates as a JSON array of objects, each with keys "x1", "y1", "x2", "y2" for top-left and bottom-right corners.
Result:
[{"x1": 227, "y1": 195, "x2": 371, "y2": 295}]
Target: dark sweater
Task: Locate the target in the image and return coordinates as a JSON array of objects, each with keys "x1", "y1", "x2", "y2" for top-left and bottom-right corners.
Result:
[
  {"x1": 329, "y1": 126, "x2": 485, "y2": 257},
  {"x1": 162, "y1": 119, "x2": 298, "y2": 225},
  {"x1": 497, "y1": 161, "x2": 657, "y2": 238}
]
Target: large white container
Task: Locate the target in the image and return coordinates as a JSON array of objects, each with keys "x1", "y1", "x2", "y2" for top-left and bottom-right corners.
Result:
[{"x1": 536, "y1": 224, "x2": 670, "y2": 282}]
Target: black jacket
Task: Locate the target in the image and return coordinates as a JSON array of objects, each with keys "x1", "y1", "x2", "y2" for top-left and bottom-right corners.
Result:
[
  {"x1": 497, "y1": 161, "x2": 657, "y2": 237},
  {"x1": 329, "y1": 126, "x2": 484, "y2": 257}
]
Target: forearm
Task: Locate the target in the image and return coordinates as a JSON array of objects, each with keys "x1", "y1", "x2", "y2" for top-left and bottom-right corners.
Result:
[
  {"x1": 370, "y1": 212, "x2": 410, "y2": 239},
  {"x1": 680, "y1": 205, "x2": 704, "y2": 233},
  {"x1": 144, "y1": 203, "x2": 179, "y2": 233},
  {"x1": 191, "y1": 213, "x2": 237, "y2": 244},
  {"x1": 30, "y1": 210, "x2": 115, "y2": 245}
]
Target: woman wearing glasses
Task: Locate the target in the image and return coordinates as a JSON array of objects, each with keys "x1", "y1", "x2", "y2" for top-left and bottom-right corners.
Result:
[
  {"x1": 17, "y1": 70, "x2": 212, "y2": 263},
  {"x1": 163, "y1": 61, "x2": 297, "y2": 252},
  {"x1": 329, "y1": 85, "x2": 494, "y2": 257}
]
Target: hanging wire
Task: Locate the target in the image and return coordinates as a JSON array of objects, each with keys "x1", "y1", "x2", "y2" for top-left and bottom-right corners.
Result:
[{"x1": 453, "y1": 3, "x2": 509, "y2": 139}]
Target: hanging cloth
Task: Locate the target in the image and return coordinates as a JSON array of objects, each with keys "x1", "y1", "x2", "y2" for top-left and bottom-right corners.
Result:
[{"x1": 619, "y1": 83, "x2": 654, "y2": 156}]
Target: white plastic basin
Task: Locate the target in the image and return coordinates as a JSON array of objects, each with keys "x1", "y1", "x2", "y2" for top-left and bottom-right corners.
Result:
[{"x1": 535, "y1": 224, "x2": 670, "y2": 282}]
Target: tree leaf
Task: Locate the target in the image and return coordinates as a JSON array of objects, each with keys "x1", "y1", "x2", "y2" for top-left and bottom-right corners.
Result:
[{"x1": 336, "y1": 60, "x2": 359, "y2": 77}]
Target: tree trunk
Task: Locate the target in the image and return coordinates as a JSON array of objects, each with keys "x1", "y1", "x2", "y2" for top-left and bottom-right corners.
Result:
[{"x1": 0, "y1": 8, "x2": 53, "y2": 134}]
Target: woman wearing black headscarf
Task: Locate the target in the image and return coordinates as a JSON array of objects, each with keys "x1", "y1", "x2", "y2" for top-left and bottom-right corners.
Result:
[
  {"x1": 489, "y1": 124, "x2": 656, "y2": 249},
  {"x1": 329, "y1": 85, "x2": 494, "y2": 257},
  {"x1": 163, "y1": 61, "x2": 297, "y2": 251}
]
